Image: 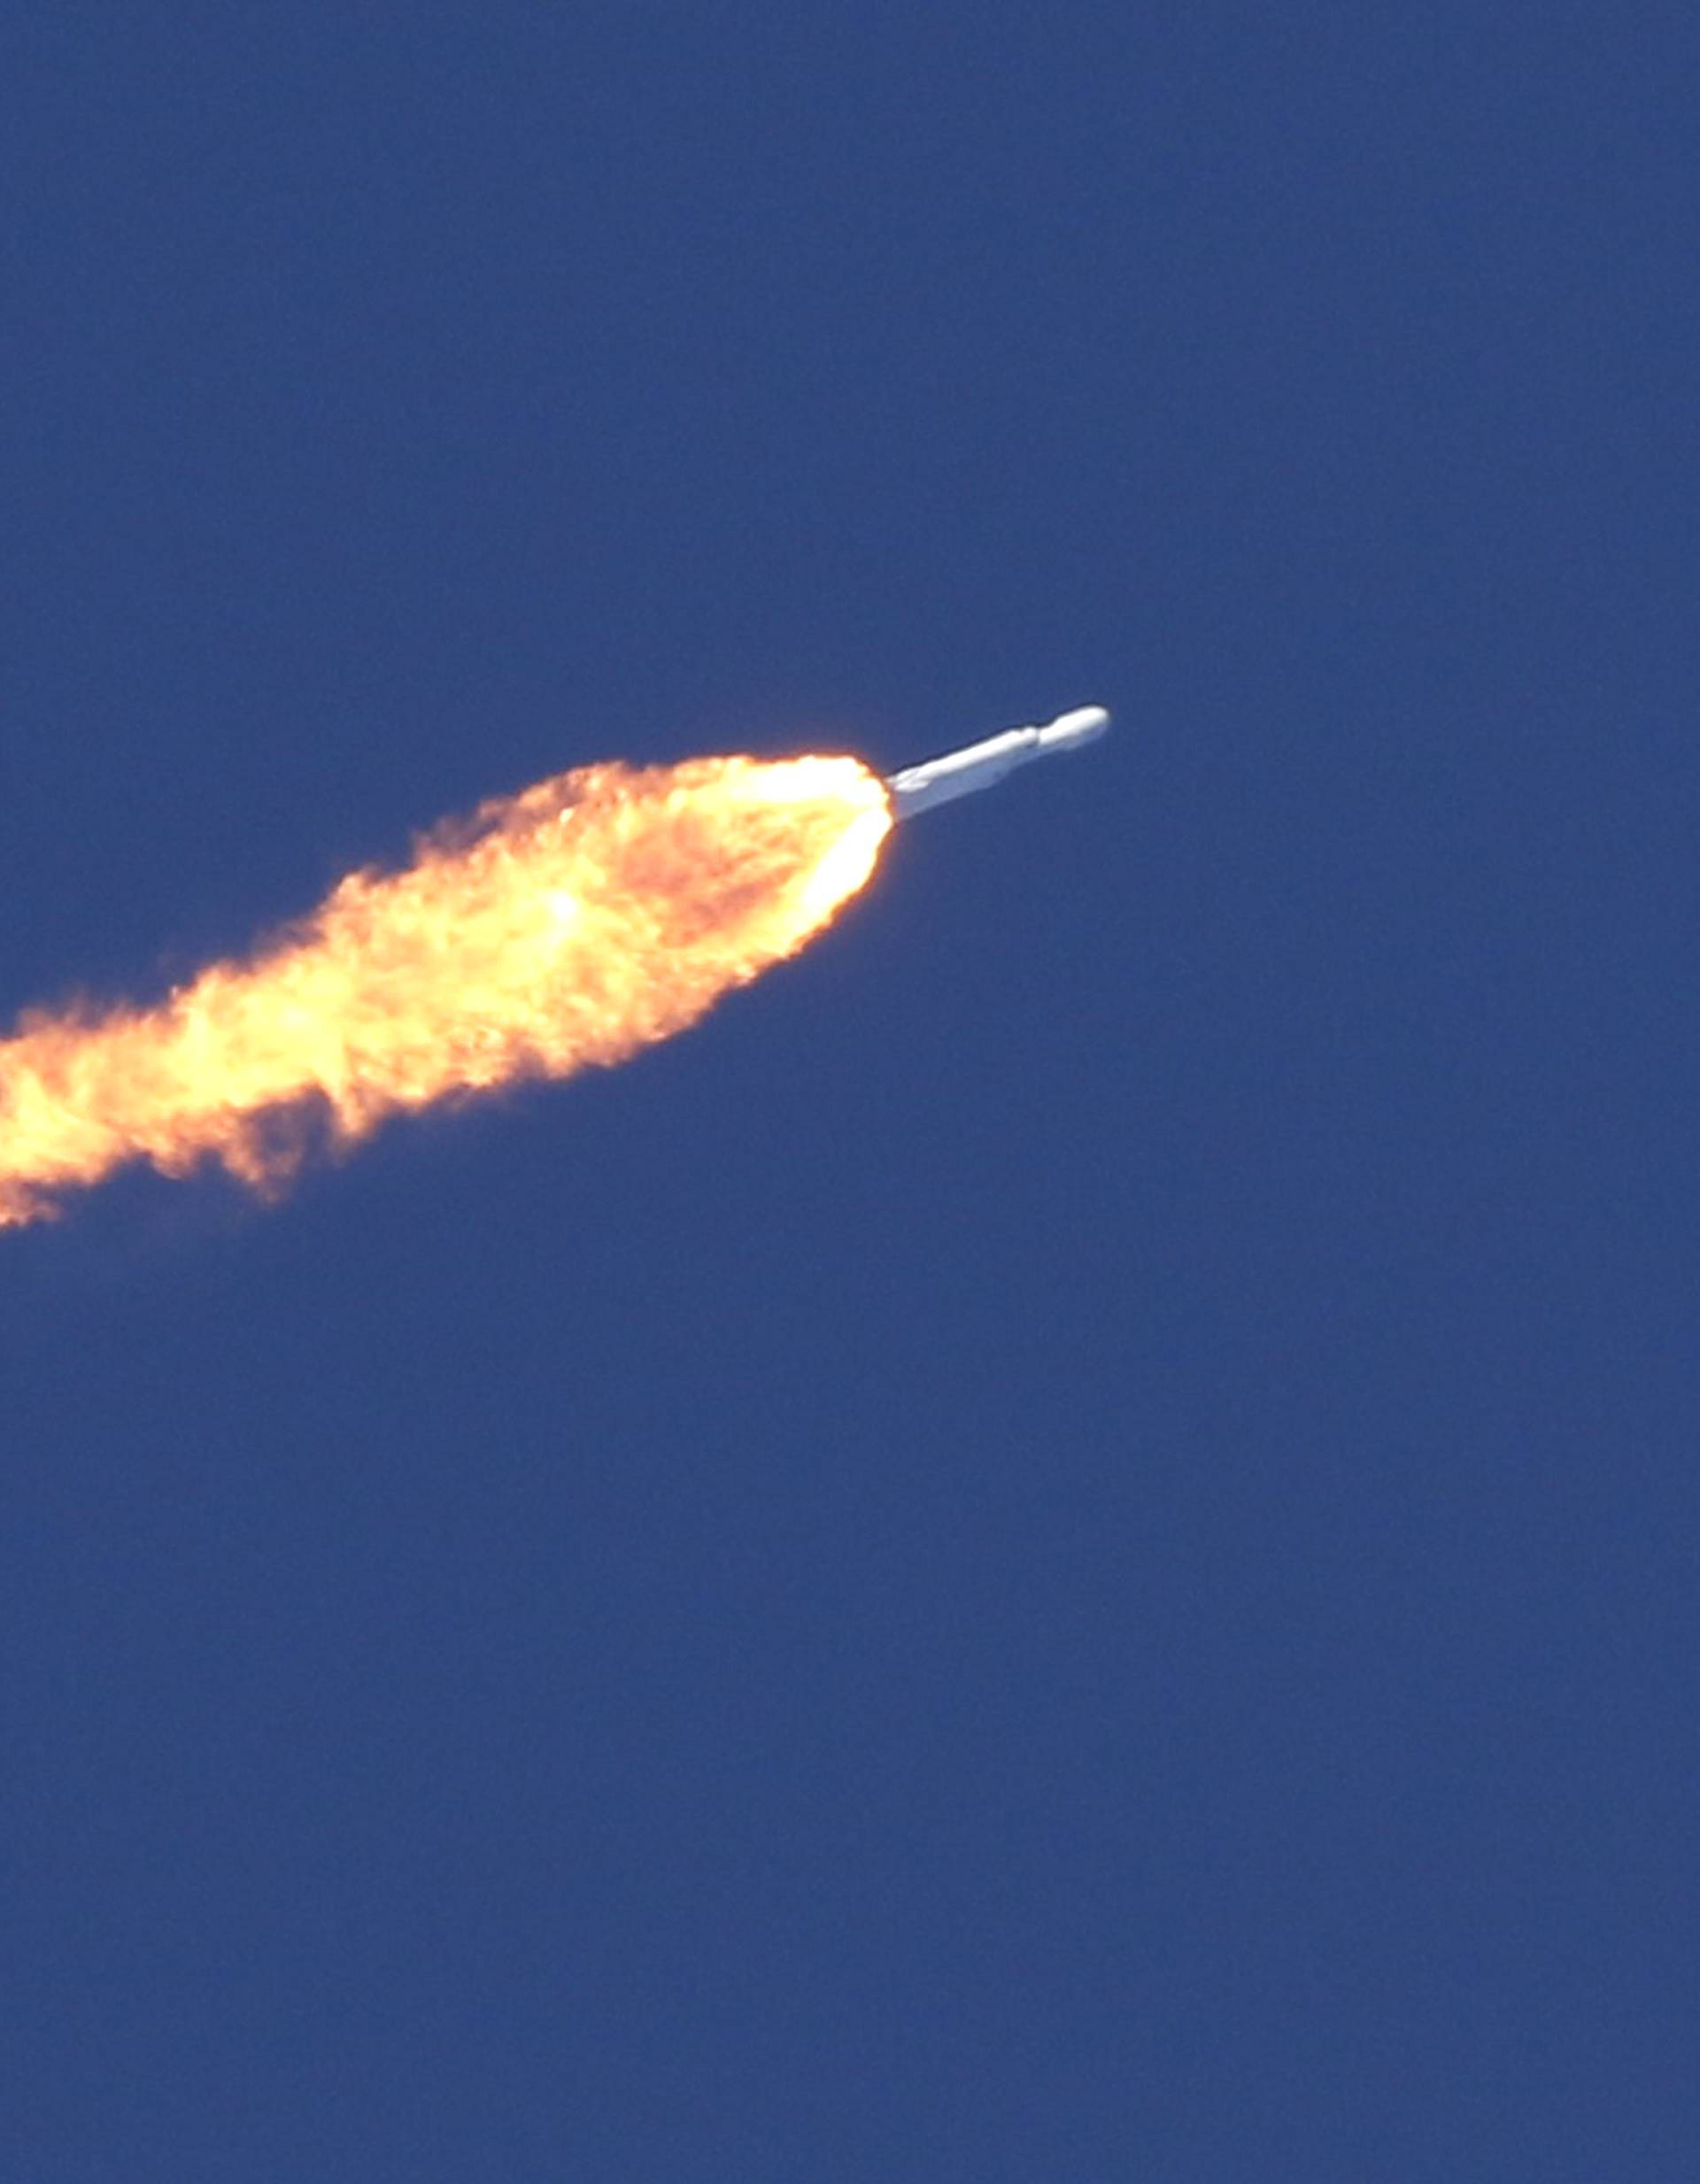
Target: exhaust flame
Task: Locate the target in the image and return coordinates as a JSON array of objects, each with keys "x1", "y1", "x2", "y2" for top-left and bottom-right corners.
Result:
[{"x1": 0, "y1": 752, "x2": 892, "y2": 1226}]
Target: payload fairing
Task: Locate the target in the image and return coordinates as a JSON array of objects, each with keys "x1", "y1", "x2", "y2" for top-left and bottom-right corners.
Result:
[{"x1": 885, "y1": 706, "x2": 1110, "y2": 820}]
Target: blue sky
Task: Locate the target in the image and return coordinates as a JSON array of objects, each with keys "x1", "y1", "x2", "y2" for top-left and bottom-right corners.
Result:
[{"x1": 4, "y1": 6, "x2": 1696, "y2": 2178}]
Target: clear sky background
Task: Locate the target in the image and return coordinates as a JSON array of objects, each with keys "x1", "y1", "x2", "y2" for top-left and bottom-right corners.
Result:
[{"x1": 4, "y1": 6, "x2": 1695, "y2": 2179}]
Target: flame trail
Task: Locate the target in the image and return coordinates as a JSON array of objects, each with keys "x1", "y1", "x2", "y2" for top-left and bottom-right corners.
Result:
[{"x1": 0, "y1": 752, "x2": 892, "y2": 1226}]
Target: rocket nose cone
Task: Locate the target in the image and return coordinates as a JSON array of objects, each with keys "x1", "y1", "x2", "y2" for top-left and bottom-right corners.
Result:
[{"x1": 1035, "y1": 705, "x2": 1111, "y2": 752}]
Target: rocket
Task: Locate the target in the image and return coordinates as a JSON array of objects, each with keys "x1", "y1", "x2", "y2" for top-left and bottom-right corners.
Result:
[{"x1": 885, "y1": 705, "x2": 1110, "y2": 821}]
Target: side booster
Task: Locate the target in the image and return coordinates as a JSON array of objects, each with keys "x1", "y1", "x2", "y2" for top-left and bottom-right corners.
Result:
[{"x1": 885, "y1": 705, "x2": 1110, "y2": 821}]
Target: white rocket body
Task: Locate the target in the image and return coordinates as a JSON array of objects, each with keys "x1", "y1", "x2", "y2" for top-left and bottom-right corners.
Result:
[{"x1": 885, "y1": 706, "x2": 1110, "y2": 820}]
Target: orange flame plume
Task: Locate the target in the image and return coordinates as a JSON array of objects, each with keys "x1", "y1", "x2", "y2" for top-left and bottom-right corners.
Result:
[{"x1": 0, "y1": 753, "x2": 892, "y2": 1226}]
